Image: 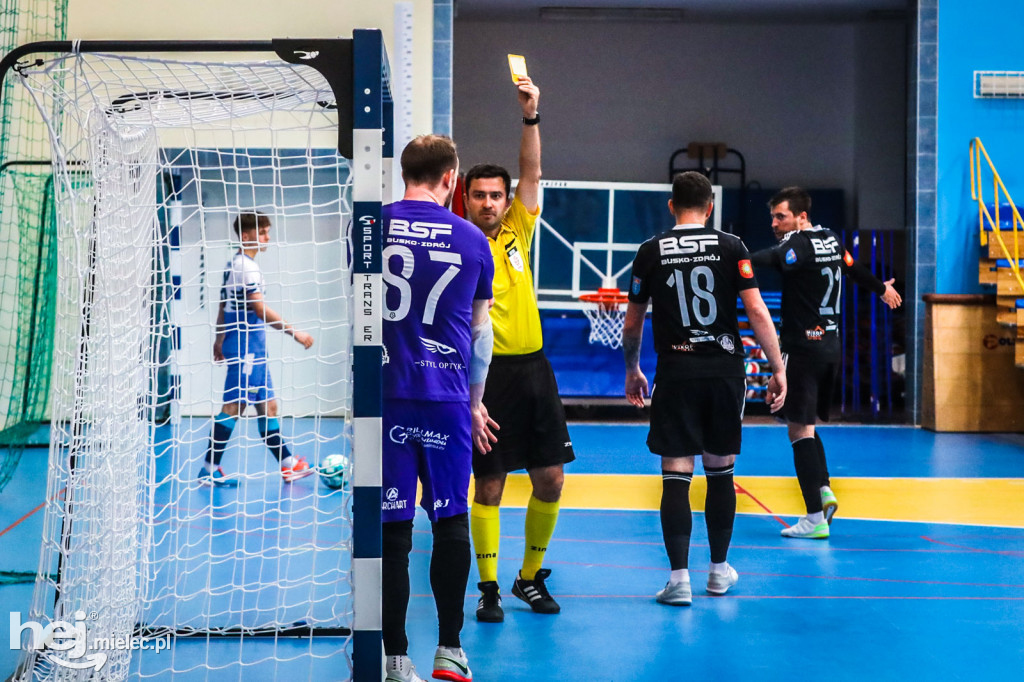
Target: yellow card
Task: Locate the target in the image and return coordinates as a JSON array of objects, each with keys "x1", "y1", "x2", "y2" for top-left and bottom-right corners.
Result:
[{"x1": 507, "y1": 54, "x2": 528, "y2": 83}]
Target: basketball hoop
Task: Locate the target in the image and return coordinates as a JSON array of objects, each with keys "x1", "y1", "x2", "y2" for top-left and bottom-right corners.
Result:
[{"x1": 578, "y1": 287, "x2": 630, "y2": 349}]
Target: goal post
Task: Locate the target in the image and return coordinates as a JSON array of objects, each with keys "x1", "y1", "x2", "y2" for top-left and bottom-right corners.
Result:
[{"x1": 3, "y1": 31, "x2": 388, "y2": 681}]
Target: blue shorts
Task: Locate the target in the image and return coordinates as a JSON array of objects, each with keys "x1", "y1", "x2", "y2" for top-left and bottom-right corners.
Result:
[
  {"x1": 222, "y1": 331, "x2": 275, "y2": 405},
  {"x1": 382, "y1": 399, "x2": 472, "y2": 523}
]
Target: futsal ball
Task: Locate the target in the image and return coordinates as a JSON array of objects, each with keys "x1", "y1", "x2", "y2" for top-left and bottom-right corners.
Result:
[{"x1": 319, "y1": 454, "x2": 350, "y2": 490}]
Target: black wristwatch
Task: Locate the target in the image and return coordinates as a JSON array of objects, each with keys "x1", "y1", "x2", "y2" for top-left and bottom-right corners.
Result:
[{"x1": 523, "y1": 113, "x2": 540, "y2": 126}]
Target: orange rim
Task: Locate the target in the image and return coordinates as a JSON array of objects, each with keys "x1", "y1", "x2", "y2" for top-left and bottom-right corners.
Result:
[{"x1": 578, "y1": 287, "x2": 629, "y2": 305}]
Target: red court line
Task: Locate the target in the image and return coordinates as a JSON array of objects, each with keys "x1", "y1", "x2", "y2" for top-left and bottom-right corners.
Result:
[
  {"x1": 0, "y1": 487, "x2": 66, "y2": 540},
  {"x1": 733, "y1": 480, "x2": 789, "y2": 527},
  {"x1": 922, "y1": 535, "x2": 1024, "y2": 558},
  {"x1": 0, "y1": 500, "x2": 47, "y2": 539}
]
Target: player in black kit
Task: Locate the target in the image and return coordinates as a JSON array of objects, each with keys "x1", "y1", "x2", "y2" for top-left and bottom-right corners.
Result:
[
  {"x1": 623, "y1": 171, "x2": 786, "y2": 606},
  {"x1": 751, "y1": 187, "x2": 902, "y2": 539}
]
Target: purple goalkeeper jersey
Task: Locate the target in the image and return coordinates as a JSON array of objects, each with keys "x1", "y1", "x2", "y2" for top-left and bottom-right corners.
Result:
[{"x1": 382, "y1": 200, "x2": 494, "y2": 401}]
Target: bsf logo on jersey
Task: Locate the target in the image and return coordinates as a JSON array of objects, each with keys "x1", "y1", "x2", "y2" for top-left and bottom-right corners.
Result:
[
  {"x1": 810, "y1": 236, "x2": 840, "y2": 255},
  {"x1": 631, "y1": 276, "x2": 642, "y2": 295},
  {"x1": 738, "y1": 259, "x2": 754, "y2": 279},
  {"x1": 659, "y1": 234, "x2": 719, "y2": 256},
  {"x1": 785, "y1": 248, "x2": 797, "y2": 264},
  {"x1": 389, "y1": 219, "x2": 453, "y2": 240},
  {"x1": 843, "y1": 251, "x2": 855, "y2": 267}
]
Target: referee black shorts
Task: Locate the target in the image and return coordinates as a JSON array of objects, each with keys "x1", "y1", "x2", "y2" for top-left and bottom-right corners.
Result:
[
  {"x1": 780, "y1": 354, "x2": 837, "y2": 425},
  {"x1": 647, "y1": 376, "x2": 746, "y2": 457},
  {"x1": 472, "y1": 349, "x2": 575, "y2": 477}
]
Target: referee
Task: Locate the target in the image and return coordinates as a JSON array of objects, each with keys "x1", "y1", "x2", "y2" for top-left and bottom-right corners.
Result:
[
  {"x1": 751, "y1": 186, "x2": 902, "y2": 539},
  {"x1": 463, "y1": 76, "x2": 574, "y2": 622},
  {"x1": 623, "y1": 171, "x2": 786, "y2": 605}
]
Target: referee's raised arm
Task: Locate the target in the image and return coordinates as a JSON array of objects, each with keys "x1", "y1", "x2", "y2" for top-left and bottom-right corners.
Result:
[{"x1": 514, "y1": 75, "x2": 541, "y2": 211}]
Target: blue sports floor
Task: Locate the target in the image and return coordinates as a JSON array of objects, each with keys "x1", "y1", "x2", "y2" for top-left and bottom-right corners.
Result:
[{"x1": 2, "y1": 423, "x2": 1023, "y2": 681}]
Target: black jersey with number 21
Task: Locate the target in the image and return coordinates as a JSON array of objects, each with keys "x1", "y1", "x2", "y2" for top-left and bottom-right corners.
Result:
[
  {"x1": 749, "y1": 226, "x2": 853, "y2": 361},
  {"x1": 628, "y1": 224, "x2": 759, "y2": 378}
]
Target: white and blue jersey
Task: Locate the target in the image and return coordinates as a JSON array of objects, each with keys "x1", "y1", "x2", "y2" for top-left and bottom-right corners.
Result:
[
  {"x1": 220, "y1": 253, "x2": 274, "y2": 404},
  {"x1": 380, "y1": 200, "x2": 493, "y2": 522}
]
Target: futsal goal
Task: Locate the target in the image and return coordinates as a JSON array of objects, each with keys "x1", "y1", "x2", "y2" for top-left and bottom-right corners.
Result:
[{"x1": 4, "y1": 33, "x2": 388, "y2": 681}]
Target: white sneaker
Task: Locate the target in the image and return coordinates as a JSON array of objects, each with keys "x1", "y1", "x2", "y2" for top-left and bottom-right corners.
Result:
[
  {"x1": 432, "y1": 646, "x2": 472, "y2": 682},
  {"x1": 655, "y1": 579, "x2": 692, "y2": 606},
  {"x1": 706, "y1": 564, "x2": 739, "y2": 595},
  {"x1": 385, "y1": 655, "x2": 425, "y2": 682},
  {"x1": 781, "y1": 516, "x2": 830, "y2": 539}
]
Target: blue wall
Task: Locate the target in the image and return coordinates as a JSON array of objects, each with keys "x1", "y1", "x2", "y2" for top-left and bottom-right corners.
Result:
[{"x1": 937, "y1": 0, "x2": 1024, "y2": 294}]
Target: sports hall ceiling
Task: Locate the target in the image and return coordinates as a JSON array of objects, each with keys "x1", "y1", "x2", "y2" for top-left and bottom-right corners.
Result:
[{"x1": 455, "y1": 0, "x2": 909, "y2": 21}]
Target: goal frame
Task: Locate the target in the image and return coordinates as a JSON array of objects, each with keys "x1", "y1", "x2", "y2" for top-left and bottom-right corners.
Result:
[{"x1": 0, "y1": 32, "x2": 390, "y2": 680}]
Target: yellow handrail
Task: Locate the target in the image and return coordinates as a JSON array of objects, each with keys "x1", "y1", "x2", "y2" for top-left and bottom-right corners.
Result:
[{"x1": 970, "y1": 137, "x2": 1024, "y2": 295}]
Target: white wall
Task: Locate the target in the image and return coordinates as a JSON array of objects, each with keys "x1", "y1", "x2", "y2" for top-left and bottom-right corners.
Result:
[
  {"x1": 67, "y1": 0, "x2": 437, "y2": 136},
  {"x1": 454, "y1": 18, "x2": 906, "y2": 230}
]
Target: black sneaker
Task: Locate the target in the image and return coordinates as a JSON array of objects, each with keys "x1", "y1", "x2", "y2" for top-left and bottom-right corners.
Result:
[
  {"x1": 511, "y1": 568, "x2": 560, "y2": 614},
  {"x1": 476, "y1": 581, "x2": 504, "y2": 622}
]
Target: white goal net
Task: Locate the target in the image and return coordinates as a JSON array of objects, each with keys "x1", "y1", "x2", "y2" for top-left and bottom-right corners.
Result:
[{"x1": 9, "y1": 45, "x2": 368, "y2": 681}]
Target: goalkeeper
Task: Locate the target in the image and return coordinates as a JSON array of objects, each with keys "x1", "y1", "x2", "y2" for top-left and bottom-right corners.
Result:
[{"x1": 198, "y1": 211, "x2": 315, "y2": 486}]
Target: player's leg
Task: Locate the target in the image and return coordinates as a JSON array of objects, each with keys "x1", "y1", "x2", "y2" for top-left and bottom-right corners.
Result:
[
  {"x1": 200, "y1": 400, "x2": 242, "y2": 486},
  {"x1": 647, "y1": 376, "x2": 705, "y2": 605},
  {"x1": 429, "y1": 513, "x2": 473, "y2": 682},
  {"x1": 382, "y1": 400, "x2": 426, "y2": 682},
  {"x1": 656, "y1": 454, "x2": 696, "y2": 606},
  {"x1": 416, "y1": 400, "x2": 474, "y2": 682},
  {"x1": 254, "y1": 398, "x2": 311, "y2": 481},
  {"x1": 511, "y1": 351, "x2": 574, "y2": 613},
  {"x1": 780, "y1": 357, "x2": 829, "y2": 539},
  {"x1": 511, "y1": 463, "x2": 564, "y2": 614},
  {"x1": 815, "y1": 363, "x2": 840, "y2": 524},
  {"x1": 784, "y1": 420, "x2": 828, "y2": 537},
  {"x1": 703, "y1": 452, "x2": 739, "y2": 595},
  {"x1": 470, "y1": 472, "x2": 506, "y2": 622},
  {"x1": 817, "y1": 432, "x2": 838, "y2": 524},
  {"x1": 701, "y1": 376, "x2": 744, "y2": 595},
  {"x1": 468, "y1": 353, "x2": 520, "y2": 622}
]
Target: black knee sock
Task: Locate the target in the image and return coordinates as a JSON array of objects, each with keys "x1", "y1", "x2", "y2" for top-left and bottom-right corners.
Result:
[
  {"x1": 258, "y1": 417, "x2": 292, "y2": 462},
  {"x1": 382, "y1": 520, "x2": 414, "y2": 656},
  {"x1": 430, "y1": 513, "x2": 471, "y2": 649},
  {"x1": 660, "y1": 472, "x2": 692, "y2": 570},
  {"x1": 704, "y1": 464, "x2": 736, "y2": 564},
  {"x1": 205, "y1": 413, "x2": 236, "y2": 467},
  {"x1": 815, "y1": 432, "x2": 831, "y2": 488},
  {"x1": 792, "y1": 437, "x2": 824, "y2": 514}
]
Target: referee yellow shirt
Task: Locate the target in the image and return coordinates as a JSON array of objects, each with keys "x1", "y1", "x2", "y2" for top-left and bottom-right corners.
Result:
[{"x1": 489, "y1": 196, "x2": 543, "y2": 356}]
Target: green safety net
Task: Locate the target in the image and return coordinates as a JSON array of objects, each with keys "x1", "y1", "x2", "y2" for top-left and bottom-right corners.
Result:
[{"x1": 0, "y1": 0, "x2": 67, "y2": 493}]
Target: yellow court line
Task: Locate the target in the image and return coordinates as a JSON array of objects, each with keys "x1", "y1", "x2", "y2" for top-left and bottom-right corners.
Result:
[{"x1": 477, "y1": 474, "x2": 1024, "y2": 529}]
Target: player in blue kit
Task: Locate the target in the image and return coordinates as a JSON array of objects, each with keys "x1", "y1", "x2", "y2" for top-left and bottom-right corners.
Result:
[
  {"x1": 198, "y1": 211, "x2": 316, "y2": 486},
  {"x1": 381, "y1": 135, "x2": 496, "y2": 682}
]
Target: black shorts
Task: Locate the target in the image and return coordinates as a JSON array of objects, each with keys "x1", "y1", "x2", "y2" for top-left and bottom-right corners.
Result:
[
  {"x1": 781, "y1": 355, "x2": 837, "y2": 425},
  {"x1": 647, "y1": 376, "x2": 745, "y2": 457},
  {"x1": 472, "y1": 350, "x2": 575, "y2": 477}
]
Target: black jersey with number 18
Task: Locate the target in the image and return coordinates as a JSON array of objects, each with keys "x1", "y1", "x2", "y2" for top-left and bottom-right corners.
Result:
[
  {"x1": 749, "y1": 226, "x2": 853, "y2": 361},
  {"x1": 628, "y1": 223, "x2": 759, "y2": 379}
]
